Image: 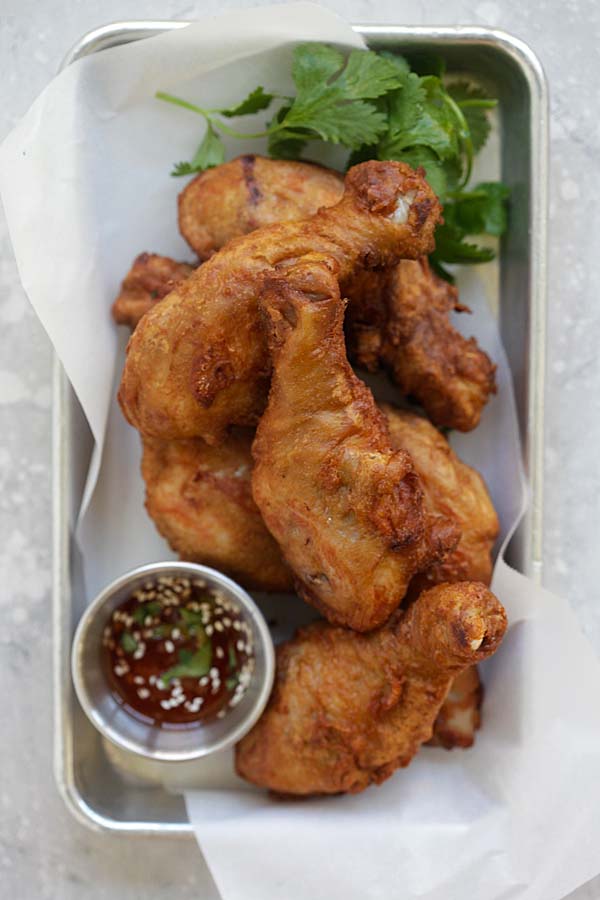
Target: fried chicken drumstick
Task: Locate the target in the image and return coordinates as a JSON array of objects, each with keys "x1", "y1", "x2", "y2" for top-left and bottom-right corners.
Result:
[
  {"x1": 236, "y1": 581, "x2": 507, "y2": 795},
  {"x1": 252, "y1": 258, "x2": 458, "y2": 631},
  {"x1": 118, "y1": 160, "x2": 442, "y2": 444},
  {"x1": 115, "y1": 157, "x2": 494, "y2": 431},
  {"x1": 141, "y1": 433, "x2": 293, "y2": 592}
]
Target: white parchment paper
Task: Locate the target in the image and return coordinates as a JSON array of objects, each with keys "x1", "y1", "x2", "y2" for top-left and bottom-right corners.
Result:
[{"x1": 2, "y1": 6, "x2": 600, "y2": 900}]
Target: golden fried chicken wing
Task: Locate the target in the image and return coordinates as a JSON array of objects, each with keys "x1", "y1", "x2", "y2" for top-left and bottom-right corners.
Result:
[
  {"x1": 179, "y1": 154, "x2": 344, "y2": 259},
  {"x1": 382, "y1": 404, "x2": 499, "y2": 588},
  {"x1": 141, "y1": 433, "x2": 292, "y2": 593},
  {"x1": 251, "y1": 258, "x2": 459, "y2": 632},
  {"x1": 111, "y1": 253, "x2": 195, "y2": 330},
  {"x1": 118, "y1": 160, "x2": 442, "y2": 444},
  {"x1": 347, "y1": 259, "x2": 497, "y2": 431},
  {"x1": 236, "y1": 582, "x2": 507, "y2": 795}
]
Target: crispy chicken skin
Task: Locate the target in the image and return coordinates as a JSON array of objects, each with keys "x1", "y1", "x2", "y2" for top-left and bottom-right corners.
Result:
[
  {"x1": 381, "y1": 405, "x2": 499, "y2": 748},
  {"x1": 428, "y1": 665, "x2": 484, "y2": 749},
  {"x1": 141, "y1": 433, "x2": 293, "y2": 593},
  {"x1": 251, "y1": 259, "x2": 459, "y2": 632},
  {"x1": 118, "y1": 160, "x2": 442, "y2": 444},
  {"x1": 179, "y1": 154, "x2": 344, "y2": 260},
  {"x1": 347, "y1": 259, "x2": 497, "y2": 431},
  {"x1": 235, "y1": 582, "x2": 507, "y2": 795},
  {"x1": 382, "y1": 404, "x2": 499, "y2": 589},
  {"x1": 112, "y1": 253, "x2": 195, "y2": 330},
  {"x1": 381, "y1": 404, "x2": 499, "y2": 749}
]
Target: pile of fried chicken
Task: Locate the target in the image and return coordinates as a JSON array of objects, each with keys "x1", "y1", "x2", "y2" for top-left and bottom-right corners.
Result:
[{"x1": 114, "y1": 155, "x2": 506, "y2": 796}]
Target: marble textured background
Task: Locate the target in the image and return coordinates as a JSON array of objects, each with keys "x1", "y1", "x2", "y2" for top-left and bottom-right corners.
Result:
[{"x1": 1, "y1": 1, "x2": 599, "y2": 897}]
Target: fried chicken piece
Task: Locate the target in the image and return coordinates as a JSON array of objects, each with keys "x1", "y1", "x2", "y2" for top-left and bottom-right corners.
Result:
[
  {"x1": 382, "y1": 404, "x2": 499, "y2": 589},
  {"x1": 118, "y1": 160, "x2": 442, "y2": 443},
  {"x1": 347, "y1": 259, "x2": 497, "y2": 431},
  {"x1": 380, "y1": 404, "x2": 499, "y2": 748},
  {"x1": 111, "y1": 253, "x2": 195, "y2": 330},
  {"x1": 141, "y1": 433, "x2": 292, "y2": 593},
  {"x1": 252, "y1": 258, "x2": 459, "y2": 632},
  {"x1": 428, "y1": 665, "x2": 484, "y2": 749},
  {"x1": 179, "y1": 154, "x2": 344, "y2": 260},
  {"x1": 236, "y1": 582, "x2": 507, "y2": 795}
]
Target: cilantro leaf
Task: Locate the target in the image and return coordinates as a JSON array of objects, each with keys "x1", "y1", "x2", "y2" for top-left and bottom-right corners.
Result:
[
  {"x1": 432, "y1": 222, "x2": 496, "y2": 267},
  {"x1": 286, "y1": 98, "x2": 387, "y2": 149},
  {"x1": 132, "y1": 601, "x2": 162, "y2": 624},
  {"x1": 228, "y1": 644, "x2": 237, "y2": 671},
  {"x1": 171, "y1": 123, "x2": 225, "y2": 176},
  {"x1": 378, "y1": 51, "x2": 411, "y2": 77},
  {"x1": 339, "y1": 49, "x2": 413, "y2": 100},
  {"x1": 161, "y1": 640, "x2": 212, "y2": 683},
  {"x1": 378, "y1": 73, "x2": 460, "y2": 174},
  {"x1": 189, "y1": 123, "x2": 225, "y2": 171},
  {"x1": 292, "y1": 42, "x2": 345, "y2": 92},
  {"x1": 267, "y1": 104, "x2": 308, "y2": 159},
  {"x1": 120, "y1": 632, "x2": 137, "y2": 654},
  {"x1": 220, "y1": 86, "x2": 274, "y2": 118},
  {"x1": 171, "y1": 161, "x2": 197, "y2": 177},
  {"x1": 445, "y1": 182, "x2": 510, "y2": 236},
  {"x1": 447, "y1": 81, "x2": 496, "y2": 153},
  {"x1": 179, "y1": 607, "x2": 204, "y2": 629},
  {"x1": 278, "y1": 44, "x2": 405, "y2": 150}
]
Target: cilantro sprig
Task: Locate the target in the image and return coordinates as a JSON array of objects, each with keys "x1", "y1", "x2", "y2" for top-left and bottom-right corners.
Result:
[{"x1": 157, "y1": 43, "x2": 509, "y2": 273}]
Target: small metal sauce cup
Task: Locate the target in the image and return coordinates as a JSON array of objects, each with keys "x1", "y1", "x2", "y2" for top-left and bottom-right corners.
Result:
[{"x1": 71, "y1": 562, "x2": 275, "y2": 762}]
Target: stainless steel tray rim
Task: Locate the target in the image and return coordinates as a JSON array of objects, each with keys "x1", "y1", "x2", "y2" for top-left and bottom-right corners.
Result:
[{"x1": 53, "y1": 20, "x2": 548, "y2": 837}]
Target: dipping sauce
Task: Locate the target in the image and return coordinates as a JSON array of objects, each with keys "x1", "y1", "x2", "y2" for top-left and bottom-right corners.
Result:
[{"x1": 102, "y1": 575, "x2": 255, "y2": 728}]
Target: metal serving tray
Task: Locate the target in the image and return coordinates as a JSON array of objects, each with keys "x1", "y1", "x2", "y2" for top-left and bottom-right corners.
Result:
[{"x1": 53, "y1": 22, "x2": 548, "y2": 836}]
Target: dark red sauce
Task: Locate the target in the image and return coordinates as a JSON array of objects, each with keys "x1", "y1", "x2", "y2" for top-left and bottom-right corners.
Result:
[{"x1": 102, "y1": 574, "x2": 255, "y2": 729}]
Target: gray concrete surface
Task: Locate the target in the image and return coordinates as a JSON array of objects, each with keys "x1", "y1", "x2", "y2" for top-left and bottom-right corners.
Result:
[{"x1": 1, "y1": 1, "x2": 599, "y2": 897}]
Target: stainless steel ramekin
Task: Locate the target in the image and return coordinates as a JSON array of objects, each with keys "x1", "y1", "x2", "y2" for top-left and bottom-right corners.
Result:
[{"x1": 71, "y1": 561, "x2": 275, "y2": 762}]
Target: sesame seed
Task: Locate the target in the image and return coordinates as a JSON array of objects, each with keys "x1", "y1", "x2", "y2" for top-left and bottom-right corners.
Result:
[
  {"x1": 160, "y1": 700, "x2": 171, "y2": 710},
  {"x1": 133, "y1": 675, "x2": 145, "y2": 685},
  {"x1": 171, "y1": 628, "x2": 180, "y2": 640},
  {"x1": 137, "y1": 688, "x2": 150, "y2": 699},
  {"x1": 149, "y1": 675, "x2": 156, "y2": 685},
  {"x1": 223, "y1": 617, "x2": 232, "y2": 628},
  {"x1": 206, "y1": 625, "x2": 214, "y2": 636},
  {"x1": 233, "y1": 621, "x2": 241, "y2": 631},
  {"x1": 164, "y1": 640, "x2": 175, "y2": 653},
  {"x1": 236, "y1": 640, "x2": 245, "y2": 651},
  {"x1": 217, "y1": 709, "x2": 226, "y2": 719},
  {"x1": 216, "y1": 647, "x2": 224, "y2": 659},
  {"x1": 199, "y1": 676, "x2": 209, "y2": 687},
  {"x1": 214, "y1": 622, "x2": 224, "y2": 632}
]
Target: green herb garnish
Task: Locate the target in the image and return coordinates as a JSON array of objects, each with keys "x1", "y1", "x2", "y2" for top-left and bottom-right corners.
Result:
[
  {"x1": 228, "y1": 643, "x2": 237, "y2": 672},
  {"x1": 161, "y1": 640, "x2": 212, "y2": 684},
  {"x1": 132, "y1": 601, "x2": 162, "y2": 624},
  {"x1": 157, "y1": 43, "x2": 509, "y2": 272},
  {"x1": 225, "y1": 676, "x2": 238, "y2": 692},
  {"x1": 179, "y1": 607, "x2": 204, "y2": 630},
  {"x1": 120, "y1": 632, "x2": 138, "y2": 654}
]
